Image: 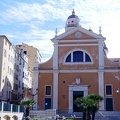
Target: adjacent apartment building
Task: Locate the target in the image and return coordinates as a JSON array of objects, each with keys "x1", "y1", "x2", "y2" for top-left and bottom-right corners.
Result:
[
  {"x1": 33, "y1": 10, "x2": 120, "y2": 112},
  {"x1": 13, "y1": 46, "x2": 32, "y2": 102},
  {"x1": 0, "y1": 35, "x2": 35, "y2": 103},
  {"x1": 16, "y1": 43, "x2": 41, "y2": 86},
  {"x1": 0, "y1": 35, "x2": 15, "y2": 101}
]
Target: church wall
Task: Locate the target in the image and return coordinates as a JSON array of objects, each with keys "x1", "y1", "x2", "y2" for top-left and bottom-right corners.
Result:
[
  {"x1": 36, "y1": 10, "x2": 120, "y2": 112},
  {"x1": 104, "y1": 57, "x2": 119, "y2": 67},
  {"x1": 104, "y1": 72, "x2": 120, "y2": 111},
  {"x1": 38, "y1": 73, "x2": 53, "y2": 109},
  {"x1": 58, "y1": 46, "x2": 99, "y2": 69},
  {"x1": 62, "y1": 31, "x2": 95, "y2": 40},
  {"x1": 39, "y1": 57, "x2": 53, "y2": 69},
  {"x1": 58, "y1": 72, "x2": 98, "y2": 111}
]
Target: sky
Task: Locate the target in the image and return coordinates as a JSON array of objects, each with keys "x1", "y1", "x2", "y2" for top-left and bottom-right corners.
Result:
[{"x1": 0, "y1": 0, "x2": 120, "y2": 62}]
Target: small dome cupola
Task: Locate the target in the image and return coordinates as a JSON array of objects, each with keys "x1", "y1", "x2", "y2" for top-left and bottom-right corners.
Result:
[{"x1": 65, "y1": 9, "x2": 80, "y2": 31}]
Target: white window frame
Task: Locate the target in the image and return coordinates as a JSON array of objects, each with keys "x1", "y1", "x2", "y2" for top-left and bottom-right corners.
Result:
[
  {"x1": 45, "y1": 85, "x2": 52, "y2": 96},
  {"x1": 64, "y1": 49, "x2": 93, "y2": 64},
  {"x1": 105, "y1": 84, "x2": 113, "y2": 96}
]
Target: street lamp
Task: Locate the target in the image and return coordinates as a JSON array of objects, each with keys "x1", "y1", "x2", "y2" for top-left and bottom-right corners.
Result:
[{"x1": 116, "y1": 88, "x2": 119, "y2": 94}]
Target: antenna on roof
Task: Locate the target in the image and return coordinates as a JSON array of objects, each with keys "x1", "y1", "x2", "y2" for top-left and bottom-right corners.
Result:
[{"x1": 99, "y1": 26, "x2": 102, "y2": 35}]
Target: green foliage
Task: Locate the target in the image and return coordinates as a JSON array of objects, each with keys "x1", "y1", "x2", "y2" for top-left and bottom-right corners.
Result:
[
  {"x1": 74, "y1": 93, "x2": 104, "y2": 120},
  {"x1": 74, "y1": 96, "x2": 93, "y2": 110},
  {"x1": 74, "y1": 93, "x2": 103, "y2": 110},
  {"x1": 87, "y1": 93, "x2": 103, "y2": 101},
  {"x1": 20, "y1": 98, "x2": 35, "y2": 109},
  {"x1": 20, "y1": 98, "x2": 35, "y2": 120}
]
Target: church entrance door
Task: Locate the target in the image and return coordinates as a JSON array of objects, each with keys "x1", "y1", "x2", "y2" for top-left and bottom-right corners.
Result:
[{"x1": 73, "y1": 91, "x2": 84, "y2": 112}]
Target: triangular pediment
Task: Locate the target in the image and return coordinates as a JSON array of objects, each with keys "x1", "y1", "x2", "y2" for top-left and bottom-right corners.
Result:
[{"x1": 51, "y1": 26, "x2": 106, "y2": 41}]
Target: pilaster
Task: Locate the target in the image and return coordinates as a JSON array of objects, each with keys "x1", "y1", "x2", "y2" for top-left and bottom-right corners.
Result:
[
  {"x1": 98, "y1": 70, "x2": 104, "y2": 110},
  {"x1": 53, "y1": 40, "x2": 58, "y2": 110},
  {"x1": 98, "y1": 40, "x2": 104, "y2": 69},
  {"x1": 33, "y1": 61, "x2": 39, "y2": 110},
  {"x1": 98, "y1": 39, "x2": 105, "y2": 110},
  {"x1": 53, "y1": 41, "x2": 58, "y2": 69},
  {"x1": 53, "y1": 70, "x2": 58, "y2": 109}
]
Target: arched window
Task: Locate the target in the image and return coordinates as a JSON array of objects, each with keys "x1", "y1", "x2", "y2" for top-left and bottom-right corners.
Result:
[
  {"x1": 66, "y1": 54, "x2": 71, "y2": 62},
  {"x1": 65, "y1": 51, "x2": 92, "y2": 63}
]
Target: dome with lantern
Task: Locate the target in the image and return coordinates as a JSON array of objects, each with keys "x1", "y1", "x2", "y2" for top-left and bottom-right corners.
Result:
[{"x1": 65, "y1": 9, "x2": 80, "y2": 31}]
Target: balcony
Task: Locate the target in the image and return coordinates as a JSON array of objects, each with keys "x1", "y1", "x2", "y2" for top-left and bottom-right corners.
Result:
[{"x1": 0, "y1": 101, "x2": 24, "y2": 120}]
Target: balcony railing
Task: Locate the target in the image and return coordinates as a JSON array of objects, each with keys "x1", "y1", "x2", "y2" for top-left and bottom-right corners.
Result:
[{"x1": 0, "y1": 101, "x2": 24, "y2": 113}]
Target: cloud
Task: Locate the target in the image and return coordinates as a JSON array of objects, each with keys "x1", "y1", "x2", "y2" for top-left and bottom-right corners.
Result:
[
  {"x1": 0, "y1": 2, "x2": 69, "y2": 24},
  {"x1": 1, "y1": 0, "x2": 120, "y2": 61},
  {"x1": 5, "y1": 28, "x2": 55, "y2": 62},
  {"x1": 6, "y1": 28, "x2": 55, "y2": 42},
  {"x1": 25, "y1": 39, "x2": 54, "y2": 62},
  {"x1": 1, "y1": 3, "x2": 44, "y2": 22}
]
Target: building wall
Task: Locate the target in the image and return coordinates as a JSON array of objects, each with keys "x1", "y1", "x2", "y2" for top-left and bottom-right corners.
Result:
[
  {"x1": 58, "y1": 46, "x2": 99, "y2": 69},
  {"x1": 15, "y1": 46, "x2": 32, "y2": 101},
  {"x1": 37, "y1": 29, "x2": 120, "y2": 112},
  {"x1": 34, "y1": 11, "x2": 120, "y2": 112},
  {"x1": 16, "y1": 43, "x2": 41, "y2": 87},
  {"x1": 0, "y1": 36, "x2": 33, "y2": 103},
  {"x1": 104, "y1": 72, "x2": 120, "y2": 111},
  {"x1": 38, "y1": 73, "x2": 53, "y2": 109},
  {"x1": 0, "y1": 36, "x2": 14, "y2": 101},
  {"x1": 58, "y1": 73, "x2": 98, "y2": 110},
  {"x1": 0, "y1": 37, "x2": 4, "y2": 90}
]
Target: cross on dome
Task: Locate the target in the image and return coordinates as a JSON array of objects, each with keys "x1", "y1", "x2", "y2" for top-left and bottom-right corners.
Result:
[{"x1": 72, "y1": 9, "x2": 75, "y2": 15}]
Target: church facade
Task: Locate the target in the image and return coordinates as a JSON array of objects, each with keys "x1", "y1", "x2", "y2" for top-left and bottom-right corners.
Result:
[{"x1": 33, "y1": 10, "x2": 120, "y2": 112}]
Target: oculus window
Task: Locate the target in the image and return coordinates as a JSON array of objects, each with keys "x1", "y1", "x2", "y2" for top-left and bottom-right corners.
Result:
[{"x1": 65, "y1": 51, "x2": 92, "y2": 63}]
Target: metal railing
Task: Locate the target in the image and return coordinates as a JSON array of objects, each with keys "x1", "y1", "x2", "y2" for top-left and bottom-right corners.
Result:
[{"x1": 0, "y1": 101, "x2": 24, "y2": 112}]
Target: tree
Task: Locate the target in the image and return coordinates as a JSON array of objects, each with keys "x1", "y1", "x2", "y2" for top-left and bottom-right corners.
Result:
[
  {"x1": 87, "y1": 94, "x2": 103, "y2": 120},
  {"x1": 74, "y1": 94, "x2": 103, "y2": 120},
  {"x1": 74, "y1": 97, "x2": 93, "y2": 120},
  {"x1": 20, "y1": 98, "x2": 35, "y2": 120}
]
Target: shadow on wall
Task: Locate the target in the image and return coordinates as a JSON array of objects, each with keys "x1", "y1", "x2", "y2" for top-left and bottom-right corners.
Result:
[{"x1": 0, "y1": 76, "x2": 14, "y2": 103}]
